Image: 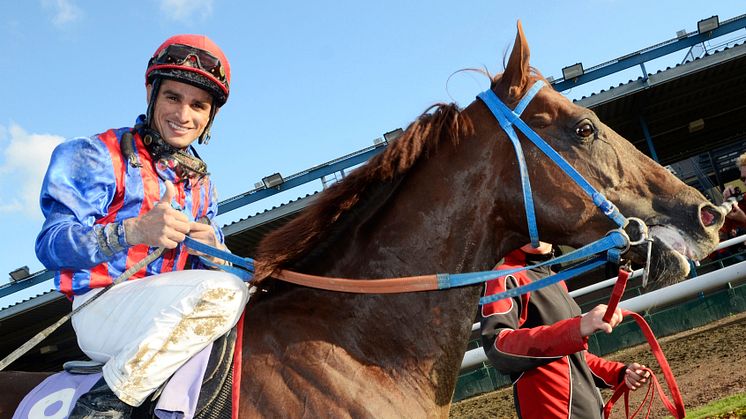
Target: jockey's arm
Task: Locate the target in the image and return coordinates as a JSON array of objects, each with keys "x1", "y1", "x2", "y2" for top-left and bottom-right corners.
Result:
[
  {"x1": 35, "y1": 138, "x2": 214, "y2": 270},
  {"x1": 36, "y1": 138, "x2": 131, "y2": 270}
]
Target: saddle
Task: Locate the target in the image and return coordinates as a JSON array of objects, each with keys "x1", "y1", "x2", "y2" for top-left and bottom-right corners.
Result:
[{"x1": 13, "y1": 326, "x2": 240, "y2": 419}]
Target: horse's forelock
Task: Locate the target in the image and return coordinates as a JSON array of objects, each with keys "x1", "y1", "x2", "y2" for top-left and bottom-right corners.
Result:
[{"x1": 254, "y1": 103, "x2": 472, "y2": 278}]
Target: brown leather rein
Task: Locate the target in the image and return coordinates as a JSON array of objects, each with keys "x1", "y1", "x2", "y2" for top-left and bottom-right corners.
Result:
[{"x1": 269, "y1": 270, "x2": 440, "y2": 293}]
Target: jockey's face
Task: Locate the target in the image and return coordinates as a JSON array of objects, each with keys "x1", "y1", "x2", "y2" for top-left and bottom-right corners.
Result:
[{"x1": 147, "y1": 79, "x2": 214, "y2": 149}]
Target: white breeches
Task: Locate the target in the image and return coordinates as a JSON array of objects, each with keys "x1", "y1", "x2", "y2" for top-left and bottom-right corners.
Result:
[{"x1": 71, "y1": 270, "x2": 249, "y2": 406}]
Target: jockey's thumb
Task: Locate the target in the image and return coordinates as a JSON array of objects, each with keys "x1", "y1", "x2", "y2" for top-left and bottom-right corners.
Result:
[{"x1": 159, "y1": 180, "x2": 176, "y2": 207}]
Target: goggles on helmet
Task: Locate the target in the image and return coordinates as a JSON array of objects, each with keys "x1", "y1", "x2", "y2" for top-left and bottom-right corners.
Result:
[{"x1": 149, "y1": 44, "x2": 227, "y2": 86}]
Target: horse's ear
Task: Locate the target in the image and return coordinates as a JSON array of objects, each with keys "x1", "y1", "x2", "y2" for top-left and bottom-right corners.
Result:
[{"x1": 499, "y1": 21, "x2": 531, "y2": 99}]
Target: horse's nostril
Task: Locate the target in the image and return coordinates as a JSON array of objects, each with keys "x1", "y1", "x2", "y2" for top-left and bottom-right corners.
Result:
[{"x1": 700, "y1": 205, "x2": 722, "y2": 228}]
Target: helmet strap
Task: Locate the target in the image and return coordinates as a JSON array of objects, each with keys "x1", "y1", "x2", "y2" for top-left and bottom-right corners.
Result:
[
  {"x1": 145, "y1": 78, "x2": 162, "y2": 131},
  {"x1": 198, "y1": 102, "x2": 218, "y2": 145}
]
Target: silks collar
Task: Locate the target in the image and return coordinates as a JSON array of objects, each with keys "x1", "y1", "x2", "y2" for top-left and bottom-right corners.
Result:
[{"x1": 120, "y1": 117, "x2": 209, "y2": 187}]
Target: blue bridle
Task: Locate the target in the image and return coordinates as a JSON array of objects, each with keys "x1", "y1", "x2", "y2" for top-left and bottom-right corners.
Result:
[
  {"x1": 448, "y1": 80, "x2": 636, "y2": 304},
  {"x1": 185, "y1": 80, "x2": 642, "y2": 305},
  {"x1": 477, "y1": 80, "x2": 627, "y2": 246}
]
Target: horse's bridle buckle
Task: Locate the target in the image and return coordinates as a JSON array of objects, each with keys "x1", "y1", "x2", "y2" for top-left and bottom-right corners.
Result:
[
  {"x1": 623, "y1": 217, "x2": 649, "y2": 246},
  {"x1": 622, "y1": 217, "x2": 654, "y2": 287}
]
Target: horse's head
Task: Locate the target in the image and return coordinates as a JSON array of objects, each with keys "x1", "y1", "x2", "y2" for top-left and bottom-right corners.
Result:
[{"x1": 487, "y1": 22, "x2": 724, "y2": 286}]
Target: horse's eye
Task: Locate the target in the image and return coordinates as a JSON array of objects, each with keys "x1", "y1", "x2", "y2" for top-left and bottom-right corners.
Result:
[{"x1": 575, "y1": 122, "x2": 595, "y2": 139}]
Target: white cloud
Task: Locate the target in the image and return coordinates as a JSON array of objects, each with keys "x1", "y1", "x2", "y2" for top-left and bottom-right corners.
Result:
[
  {"x1": 160, "y1": 0, "x2": 214, "y2": 22},
  {"x1": 41, "y1": 0, "x2": 82, "y2": 27},
  {"x1": 0, "y1": 124, "x2": 63, "y2": 219}
]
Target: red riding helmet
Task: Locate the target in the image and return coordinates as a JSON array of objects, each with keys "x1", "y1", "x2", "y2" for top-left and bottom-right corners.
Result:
[{"x1": 146, "y1": 34, "x2": 231, "y2": 107}]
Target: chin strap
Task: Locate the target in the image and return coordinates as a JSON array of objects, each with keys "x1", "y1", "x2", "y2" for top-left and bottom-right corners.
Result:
[{"x1": 199, "y1": 105, "x2": 218, "y2": 144}]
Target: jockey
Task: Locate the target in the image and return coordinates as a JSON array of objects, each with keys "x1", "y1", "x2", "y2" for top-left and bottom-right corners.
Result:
[
  {"x1": 479, "y1": 242, "x2": 649, "y2": 418},
  {"x1": 35, "y1": 34, "x2": 249, "y2": 417}
]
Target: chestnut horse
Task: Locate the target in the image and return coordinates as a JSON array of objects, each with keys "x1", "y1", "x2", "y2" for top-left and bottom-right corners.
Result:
[{"x1": 0, "y1": 23, "x2": 723, "y2": 418}]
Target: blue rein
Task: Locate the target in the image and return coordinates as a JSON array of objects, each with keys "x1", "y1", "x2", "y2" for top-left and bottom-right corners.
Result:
[
  {"x1": 184, "y1": 236, "x2": 255, "y2": 281},
  {"x1": 182, "y1": 80, "x2": 634, "y2": 306}
]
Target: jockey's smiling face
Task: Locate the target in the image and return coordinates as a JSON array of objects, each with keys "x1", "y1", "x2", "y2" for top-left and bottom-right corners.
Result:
[{"x1": 146, "y1": 79, "x2": 214, "y2": 149}]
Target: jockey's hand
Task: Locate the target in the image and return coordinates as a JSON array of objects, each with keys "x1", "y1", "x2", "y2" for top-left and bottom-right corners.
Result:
[
  {"x1": 579, "y1": 304, "x2": 622, "y2": 336},
  {"x1": 124, "y1": 180, "x2": 190, "y2": 249},
  {"x1": 187, "y1": 222, "x2": 228, "y2": 265},
  {"x1": 624, "y1": 362, "x2": 650, "y2": 390}
]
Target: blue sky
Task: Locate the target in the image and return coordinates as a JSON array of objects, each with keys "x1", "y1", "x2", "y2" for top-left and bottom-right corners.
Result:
[{"x1": 0, "y1": 1, "x2": 744, "y2": 304}]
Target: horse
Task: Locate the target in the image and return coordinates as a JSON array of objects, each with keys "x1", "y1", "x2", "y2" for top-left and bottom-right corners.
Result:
[{"x1": 0, "y1": 22, "x2": 723, "y2": 418}]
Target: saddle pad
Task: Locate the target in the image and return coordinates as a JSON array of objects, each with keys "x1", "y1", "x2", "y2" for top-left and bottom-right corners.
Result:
[
  {"x1": 13, "y1": 372, "x2": 101, "y2": 419},
  {"x1": 14, "y1": 326, "x2": 240, "y2": 419}
]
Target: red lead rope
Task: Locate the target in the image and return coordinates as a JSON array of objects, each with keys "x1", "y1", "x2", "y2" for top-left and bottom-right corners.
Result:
[{"x1": 601, "y1": 269, "x2": 686, "y2": 419}]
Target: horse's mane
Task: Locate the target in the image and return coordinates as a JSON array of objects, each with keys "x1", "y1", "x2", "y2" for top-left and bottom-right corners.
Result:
[{"x1": 254, "y1": 103, "x2": 474, "y2": 278}]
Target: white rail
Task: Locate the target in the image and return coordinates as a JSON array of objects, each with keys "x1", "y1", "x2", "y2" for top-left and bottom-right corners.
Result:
[{"x1": 461, "y1": 237, "x2": 746, "y2": 370}]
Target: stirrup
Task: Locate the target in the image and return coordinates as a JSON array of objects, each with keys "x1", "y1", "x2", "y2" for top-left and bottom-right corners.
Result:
[{"x1": 63, "y1": 360, "x2": 105, "y2": 374}]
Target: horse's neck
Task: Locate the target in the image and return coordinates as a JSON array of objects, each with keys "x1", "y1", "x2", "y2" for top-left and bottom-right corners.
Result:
[{"x1": 242, "y1": 105, "x2": 522, "y2": 416}]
